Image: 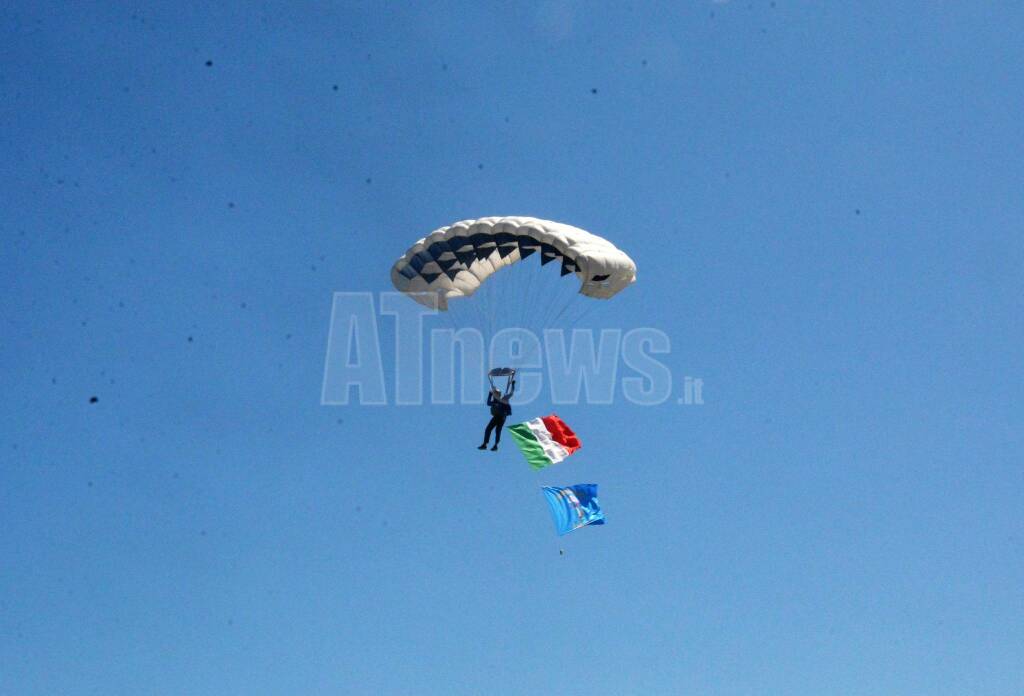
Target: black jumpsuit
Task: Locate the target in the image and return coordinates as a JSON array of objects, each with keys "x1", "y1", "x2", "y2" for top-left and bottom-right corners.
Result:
[{"x1": 482, "y1": 392, "x2": 512, "y2": 446}]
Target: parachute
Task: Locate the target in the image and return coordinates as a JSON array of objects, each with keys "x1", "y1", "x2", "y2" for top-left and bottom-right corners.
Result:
[
  {"x1": 387, "y1": 217, "x2": 621, "y2": 540},
  {"x1": 391, "y1": 216, "x2": 636, "y2": 312}
]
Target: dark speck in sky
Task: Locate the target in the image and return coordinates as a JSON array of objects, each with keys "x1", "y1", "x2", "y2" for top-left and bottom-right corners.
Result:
[
  {"x1": 205, "y1": 60, "x2": 213, "y2": 67},
  {"x1": 855, "y1": 209, "x2": 861, "y2": 215},
  {"x1": 240, "y1": 302, "x2": 247, "y2": 309},
  {"x1": 332, "y1": 84, "x2": 338, "y2": 91},
  {"x1": 590, "y1": 88, "x2": 597, "y2": 94},
  {"x1": 187, "y1": 336, "x2": 193, "y2": 343},
  {"x1": 89, "y1": 396, "x2": 98, "y2": 404},
  {"x1": 365, "y1": 177, "x2": 372, "y2": 184},
  {"x1": 228, "y1": 202, "x2": 235, "y2": 208},
  {"x1": 477, "y1": 163, "x2": 483, "y2": 170}
]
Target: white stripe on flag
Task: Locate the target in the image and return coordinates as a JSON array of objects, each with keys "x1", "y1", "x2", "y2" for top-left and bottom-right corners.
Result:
[{"x1": 525, "y1": 417, "x2": 570, "y2": 464}]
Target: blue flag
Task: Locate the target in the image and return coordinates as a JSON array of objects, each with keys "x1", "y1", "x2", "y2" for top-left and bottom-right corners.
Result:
[{"x1": 541, "y1": 484, "x2": 605, "y2": 536}]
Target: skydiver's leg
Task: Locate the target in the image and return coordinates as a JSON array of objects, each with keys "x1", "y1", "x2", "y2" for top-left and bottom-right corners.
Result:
[
  {"x1": 490, "y1": 415, "x2": 506, "y2": 450},
  {"x1": 481, "y1": 416, "x2": 498, "y2": 448}
]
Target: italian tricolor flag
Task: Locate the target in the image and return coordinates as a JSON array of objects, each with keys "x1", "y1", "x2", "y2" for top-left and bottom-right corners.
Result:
[{"x1": 508, "y1": 414, "x2": 582, "y2": 470}]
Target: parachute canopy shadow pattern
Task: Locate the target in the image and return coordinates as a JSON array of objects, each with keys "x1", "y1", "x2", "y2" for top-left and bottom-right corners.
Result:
[{"x1": 390, "y1": 216, "x2": 637, "y2": 310}]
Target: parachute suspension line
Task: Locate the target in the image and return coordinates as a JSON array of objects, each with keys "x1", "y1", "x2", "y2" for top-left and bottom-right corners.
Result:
[
  {"x1": 477, "y1": 277, "x2": 488, "y2": 348},
  {"x1": 516, "y1": 276, "x2": 527, "y2": 335},
  {"x1": 479, "y1": 295, "x2": 488, "y2": 346},
  {"x1": 536, "y1": 264, "x2": 561, "y2": 329},
  {"x1": 495, "y1": 256, "x2": 507, "y2": 340},
  {"x1": 507, "y1": 263, "x2": 520, "y2": 331},
  {"x1": 528, "y1": 267, "x2": 574, "y2": 364},
  {"x1": 481, "y1": 283, "x2": 491, "y2": 346},
  {"x1": 509, "y1": 262, "x2": 524, "y2": 330},
  {"x1": 484, "y1": 262, "x2": 495, "y2": 343},
  {"x1": 508, "y1": 263, "x2": 522, "y2": 330},
  {"x1": 491, "y1": 262, "x2": 503, "y2": 337},
  {"x1": 515, "y1": 266, "x2": 540, "y2": 364},
  {"x1": 539, "y1": 267, "x2": 575, "y2": 330},
  {"x1": 547, "y1": 288, "x2": 580, "y2": 328},
  {"x1": 465, "y1": 271, "x2": 482, "y2": 353},
  {"x1": 523, "y1": 262, "x2": 549, "y2": 355},
  {"x1": 515, "y1": 260, "x2": 536, "y2": 332},
  {"x1": 489, "y1": 265, "x2": 499, "y2": 347},
  {"x1": 504, "y1": 263, "x2": 523, "y2": 348},
  {"x1": 561, "y1": 297, "x2": 600, "y2": 336},
  {"x1": 526, "y1": 268, "x2": 544, "y2": 329},
  {"x1": 498, "y1": 259, "x2": 540, "y2": 365},
  {"x1": 477, "y1": 266, "x2": 490, "y2": 347},
  {"x1": 532, "y1": 257, "x2": 556, "y2": 325},
  {"x1": 502, "y1": 270, "x2": 516, "y2": 334}
]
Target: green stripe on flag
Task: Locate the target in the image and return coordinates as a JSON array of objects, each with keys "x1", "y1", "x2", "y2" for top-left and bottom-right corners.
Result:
[{"x1": 508, "y1": 423, "x2": 553, "y2": 470}]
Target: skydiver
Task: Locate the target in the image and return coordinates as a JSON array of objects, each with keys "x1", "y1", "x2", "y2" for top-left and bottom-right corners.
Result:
[{"x1": 479, "y1": 379, "x2": 514, "y2": 451}]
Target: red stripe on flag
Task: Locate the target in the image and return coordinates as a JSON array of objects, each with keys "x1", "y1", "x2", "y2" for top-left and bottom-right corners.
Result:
[{"x1": 541, "y1": 414, "x2": 581, "y2": 454}]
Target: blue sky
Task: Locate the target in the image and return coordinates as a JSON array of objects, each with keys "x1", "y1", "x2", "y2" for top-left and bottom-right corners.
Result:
[{"x1": 2, "y1": 2, "x2": 1023, "y2": 694}]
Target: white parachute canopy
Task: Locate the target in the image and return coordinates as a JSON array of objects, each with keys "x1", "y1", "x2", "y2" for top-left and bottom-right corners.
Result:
[{"x1": 390, "y1": 216, "x2": 637, "y2": 312}]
